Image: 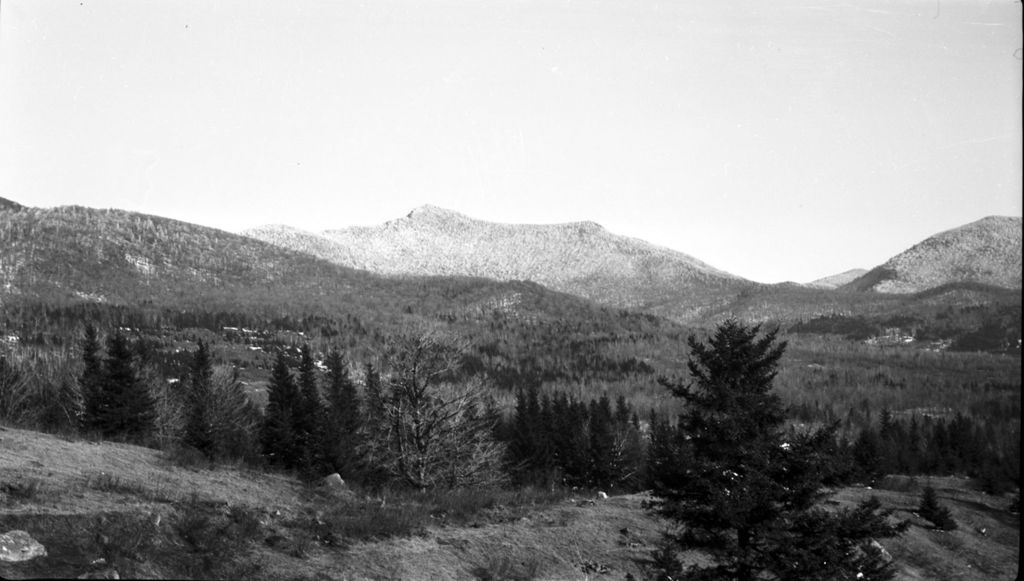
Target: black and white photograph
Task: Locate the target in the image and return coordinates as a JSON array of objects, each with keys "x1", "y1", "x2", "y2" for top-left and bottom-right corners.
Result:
[{"x1": 0, "y1": 1, "x2": 1020, "y2": 579}]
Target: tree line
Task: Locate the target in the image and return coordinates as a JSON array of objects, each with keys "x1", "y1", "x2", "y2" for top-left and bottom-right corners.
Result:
[{"x1": 4, "y1": 319, "x2": 1018, "y2": 578}]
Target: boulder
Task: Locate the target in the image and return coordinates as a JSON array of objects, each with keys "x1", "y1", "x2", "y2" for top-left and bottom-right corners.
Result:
[
  {"x1": 322, "y1": 473, "x2": 345, "y2": 488},
  {"x1": 0, "y1": 530, "x2": 47, "y2": 563},
  {"x1": 869, "y1": 540, "x2": 892, "y2": 563}
]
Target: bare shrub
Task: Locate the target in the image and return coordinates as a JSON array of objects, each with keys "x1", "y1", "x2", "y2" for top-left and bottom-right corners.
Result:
[{"x1": 361, "y1": 330, "x2": 506, "y2": 490}]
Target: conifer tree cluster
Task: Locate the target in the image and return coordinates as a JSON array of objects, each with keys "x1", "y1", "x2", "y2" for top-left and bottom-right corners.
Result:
[
  {"x1": 79, "y1": 325, "x2": 155, "y2": 442},
  {"x1": 181, "y1": 340, "x2": 261, "y2": 462},
  {"x1": 846, "y1": 410, "x2": 1020, "y2": 493},
  {"x1": 257, "y1": 331, "x2": 505, "y2": 488},
  {"x1": 505, "y1": 387, "x2": 643, "y2": 489}
]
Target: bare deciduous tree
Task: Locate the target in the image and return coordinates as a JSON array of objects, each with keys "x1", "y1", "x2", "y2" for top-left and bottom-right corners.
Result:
[{"x1": 362, "y1": 330, "x2": 505, "y2": 489}]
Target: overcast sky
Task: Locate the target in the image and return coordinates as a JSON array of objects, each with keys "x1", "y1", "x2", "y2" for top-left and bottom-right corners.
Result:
[{"x1": 1, "y1": 0, "x2": 1020, "y2": 283}]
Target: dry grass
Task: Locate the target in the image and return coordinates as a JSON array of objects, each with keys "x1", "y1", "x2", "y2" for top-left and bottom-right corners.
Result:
[
  {"x1": 835, "y1": 477, "x2": 1020, "y2": 581},
  {"x1": 0, "y1": 424, "x2": 306, "y2": 517},
  {"x1": 1, "y1": 426, "x2": 1018, "y2": 580}
]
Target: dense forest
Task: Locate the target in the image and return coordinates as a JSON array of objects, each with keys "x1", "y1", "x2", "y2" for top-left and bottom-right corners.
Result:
[{"x1": 1, "y1": 302, "x2": 1018, "y2": 496}]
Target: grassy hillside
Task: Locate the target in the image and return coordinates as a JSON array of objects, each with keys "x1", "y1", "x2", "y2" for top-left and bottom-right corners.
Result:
[{"x1": 1, "y1": 427, "x2": 1018, "y2": 580}]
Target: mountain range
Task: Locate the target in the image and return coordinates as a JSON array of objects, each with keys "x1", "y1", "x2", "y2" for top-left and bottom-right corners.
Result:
[
  {"x1": 0, "y1": 202, "x2": 627, "y2": 334},
  {"x1": 245, "y1": 206, "x2": 1021, "y2": 321},
  {"x1": 1, "y1": 197, "x2": 1020, "y2": 326},
  {"x1": 244, "y1": 205, "x2": 755, "y2": 322}
]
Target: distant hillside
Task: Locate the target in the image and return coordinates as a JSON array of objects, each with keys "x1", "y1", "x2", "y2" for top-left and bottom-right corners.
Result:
[
  {"x1": 806, "y1": 268, "x2": 868, "y2": 289},
  {"x1": 0, "y1": 195, "x2": 25, "y2": 212},
  {"x1": 843, "y1": 216, "x2": 1022, "y2": 293},
  {"x1": 245, "y1": 205, "x2": 757, "y2": 322},
  {"x1": 0, "y1": 204, "x2": 637, "y2": 329}
]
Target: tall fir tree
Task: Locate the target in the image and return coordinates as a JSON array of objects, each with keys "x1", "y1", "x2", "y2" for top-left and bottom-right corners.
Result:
[
  {"x1": 295, "y1": 344, "x2": 326, "y2": 475},
  {"x1": 918, "y1": 486, "x2": 957, "y2": 530},
  {"x1": 183, "y1": 340, "x2": 215, "y2": 457},
  {"x1": 79, "y1": 324, "x2": 106, "y2": 434},
  {"x1": 99, "y1": 331, "x2": 155, "y2": 441},
  {"x1": 653, "y1": 320, "x2": 906, "y2": 581},
  {"x1": 261, "y1": 351, "x2": 301, "y2": 469},
  {"x1": 323, "y1": 349, "x2": 361, "y2": 477}
]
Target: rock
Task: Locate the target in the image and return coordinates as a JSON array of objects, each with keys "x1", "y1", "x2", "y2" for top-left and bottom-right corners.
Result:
[
  {"x1": 0, "y1": 530, "x2": 47, "y2": 562},
  {"x1": 77, "y1": 567, "x2": 120, "y2": 579},
  {"x1": 869, "y1": 539, "x2": 892, "y2": 563},
  {"x1": 322, "y1": 473, "x2": 345, "y2": 488},
  {"x1": 597, "y1": 491, "x2": 608, "y2": 500}
]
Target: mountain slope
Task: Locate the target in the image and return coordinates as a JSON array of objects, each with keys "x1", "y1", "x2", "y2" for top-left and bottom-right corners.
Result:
[
  {"x1": 245, "y1": 205, "x2": 756, "y2": 321},
  {"x1": 842, "y1": 216, "x2": 1022, "y2": 293},
  {"x1": 0, "y1": 203, "x2": 633, "y2": 329},
  {"x1": 806, "y1": 268, "x2": 868, "y2": 289}
]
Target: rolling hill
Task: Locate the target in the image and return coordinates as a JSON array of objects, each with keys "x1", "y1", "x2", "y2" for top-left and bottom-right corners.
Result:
[
  {"x1": 842, "y1": 216, "x2": 1022, "y2": 294},
  {"x1": 0, "y1": 202, "x2": 649, "y2": 330},
  {"x1": 244, "y1": 205, "x2": 758, "y2": 322}
]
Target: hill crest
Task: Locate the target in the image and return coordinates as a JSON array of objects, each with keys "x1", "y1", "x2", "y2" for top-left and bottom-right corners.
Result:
[
  {"x1": 245, "y1": 206, "x2": 753, "y2": 320},
  {"x1": 843, "y1": 216, "x2": 1022, "y2": 293}
]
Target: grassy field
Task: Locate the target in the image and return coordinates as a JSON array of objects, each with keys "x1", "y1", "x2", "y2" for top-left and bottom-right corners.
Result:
[{"x1": 1, "y1": 426, "x2": 1018, "y2": 580}]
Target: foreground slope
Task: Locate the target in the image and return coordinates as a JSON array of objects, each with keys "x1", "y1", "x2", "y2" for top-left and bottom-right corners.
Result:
[
  {"x1": 245, "y1": 205, "x2": 757, "y2": 321},
  {"x1": 1, "y1": 427, "x2": 1018, "y2": 580},
  {"x1": 843, "y1": 216, "x2": 1022, "y2": 294}
]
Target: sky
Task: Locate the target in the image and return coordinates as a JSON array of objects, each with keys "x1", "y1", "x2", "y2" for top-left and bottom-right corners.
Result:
[{"x1": 1, "y1": 0, "x2": 1020, "y2": 284}]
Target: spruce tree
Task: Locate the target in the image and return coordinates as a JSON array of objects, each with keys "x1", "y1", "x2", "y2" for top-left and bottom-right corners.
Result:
[
  {"x1": 100, "y1": 331, "x2": 154, "y2": 441},
  {"x1": 653, "y1": 320, "x2": 906, "y2": 581},
  {"x1": 261, "y1": 351, "x2": 301, "y2": 468},
  {"x1": 918, "y1": 486, "x2": 957, "y2": 530},
  {"x1": 588, "y1": 395, "x2": 617, "y2": 488},
  {"x1": 183, "y1": 340, "x2": 215, "y2": 457},
  {"x1": 295, "y1": 344, "x2": 326, "y2": 475},
  {"x1": 323, "y1": 349, "x2": 361, "y2": 476},
  {"x1": 79, "y1": 324, "x2": 106, "y2": 433}
]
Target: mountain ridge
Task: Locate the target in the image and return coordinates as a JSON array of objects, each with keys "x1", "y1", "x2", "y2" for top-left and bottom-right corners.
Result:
[
  {"x1": 842, "y1": 216, "x2": 1022, "y2": 293},
  {"x1": 245, "y1": 205, "x2": 755, "y2": 321}
]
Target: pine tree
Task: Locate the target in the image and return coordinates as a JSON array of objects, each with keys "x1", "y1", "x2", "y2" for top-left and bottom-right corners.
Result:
[
  {"x1": 261, "y1": 351, "x2": 301, "y2": 468},
  {"x1": 918, "y1": 486, "x2": 957, "y2": 530},
  {"x1": 208, "y1": 366, "x2": 261, "y2": 462},
  {"x1": 653, "y1": 320, "x2": 906, "y2": 581},
  {"x1": 79, "y1": 324, "x2": 106, "y2": 433},
  {"x1": 588, "y1": 395, "x2": 617, "y2": 488},
  {"x1": 322, "y1": 349, "x2": 361, "y2": 476},
  {"x1": 100, "y1": 331, "x2": 154, "y2": 441},
  {"x1": 295, "y1": 344, "x2": 326, "y2": 476},
  {"x1": 183, "y1": 340, "x2": 215, "y2": 457}
]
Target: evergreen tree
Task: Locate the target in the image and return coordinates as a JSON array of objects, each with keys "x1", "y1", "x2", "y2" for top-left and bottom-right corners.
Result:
[
  {"x1": 918, "y1": 486, "x2": 957, "y2": 531},
  {"x1": 295, "y1": 344, "x2": 327, "y2": 475},
  {"x1": 588, "y1": 395, "x2": 617, "y2": 487},
  {"x1": 261, "y1": 351, "x2": 301, "y2": 468},
  {"x1": 653, "y1": 320, "x2": 906, "y2": 581},
  {"x1": 39, "y1": 376, "x2": 83, "y2": 435},
  {"x1": 99, "y1": 331, "x2": 154, "y2": 441},
  {"x1": 322, "y1": 349, "x2": 361, "y2": 476},
  {"x1": 79, "y1": 324, "x2": 106, "y2": 433},
  {"x1": 207, "y1": 366, "x2": 262, "y2": 462},
  {"x1": 183, "y1": 340, "x2": 215, "y2": 457}
]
